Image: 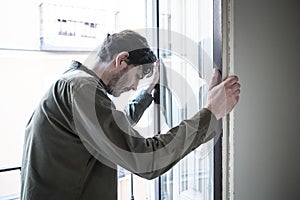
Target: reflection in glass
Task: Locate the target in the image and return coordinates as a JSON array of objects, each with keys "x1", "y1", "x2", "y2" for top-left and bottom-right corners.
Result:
[{"x1": 158, "y1": 0, "x2": 214, "y2": 199}]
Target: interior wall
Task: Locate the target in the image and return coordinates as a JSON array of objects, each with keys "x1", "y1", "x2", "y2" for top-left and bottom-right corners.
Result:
[{"x1": 233, "y1": 0, "x2": 300, "y2": 199}]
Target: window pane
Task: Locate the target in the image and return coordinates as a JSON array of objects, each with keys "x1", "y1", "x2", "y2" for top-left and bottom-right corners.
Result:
[
  {"x1": 0, "y1": 0, "x2": 156, "y2": 198},
  {"x1": 0, "y1": 51, "x2": 89, "y2": 198},
  {"x1": 158, "y1": 0, "x2": 214, "y2": 199},
  {"x1": 111, "y1": 1, "x2": 157, "y2": 200},
  {"x1": 0, "y1": 0, "x2": 215, "y2": 199}
]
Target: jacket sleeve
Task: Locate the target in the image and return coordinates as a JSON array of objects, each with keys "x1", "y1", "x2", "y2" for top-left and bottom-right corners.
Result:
[
  {"x1": 71, "y1": 81, "x2": 218, "y2": 180},
  {"x1": 124, "y1": 90, "x2": 153, "y2": 126}
]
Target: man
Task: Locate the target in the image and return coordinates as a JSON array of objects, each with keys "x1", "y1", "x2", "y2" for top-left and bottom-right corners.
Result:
[{"x1": 21, "y1": 30, "x2": 240, "y2": 200}]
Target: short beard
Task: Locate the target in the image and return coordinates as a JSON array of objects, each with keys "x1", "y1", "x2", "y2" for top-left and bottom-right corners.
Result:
[{"x1": 107, "y1": 67, "x2": 130, "y2": 97}]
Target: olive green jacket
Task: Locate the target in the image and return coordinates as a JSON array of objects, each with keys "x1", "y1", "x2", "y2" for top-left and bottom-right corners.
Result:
[{"x1": 21, "y1": 61, "x2": 217, "y2": 200}]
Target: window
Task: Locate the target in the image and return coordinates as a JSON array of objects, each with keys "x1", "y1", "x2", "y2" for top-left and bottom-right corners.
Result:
[
  {"x1": 156, "y1": 0, "x2": 217, "y2": 199},
  {"x1": 0, "y1": 0, "x2": 223, "y2": 199}
]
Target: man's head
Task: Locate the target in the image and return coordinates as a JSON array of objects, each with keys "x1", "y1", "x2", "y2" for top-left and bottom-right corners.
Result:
[{"x1": 97, "y1": 30, "x2": 157, "y2": 97}]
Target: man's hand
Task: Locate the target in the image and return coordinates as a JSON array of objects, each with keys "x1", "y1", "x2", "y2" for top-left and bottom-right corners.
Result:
[
  {"x1": 146, "y1": 60, "x2": 160, "y2": 94},
  {"x1": 205, "y1": 68, "x2": 241, "y2": 120}
]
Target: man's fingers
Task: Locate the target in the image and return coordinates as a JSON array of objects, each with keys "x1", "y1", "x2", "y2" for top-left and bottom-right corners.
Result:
[
  {"x1": 234, "y1": 88, "x2": 241, "y2": 96},
  {"x1": 156, "y1": 59, "x2": 160, "y2": 67},
  {"x1": 232, "y1": 82, "x2": 241, "y2": 105},
  {"x1": 224, "y1": 75, "x2": 239, "y2": 86},
  {"x1": 205, "y1": 72, "x2": 241, "y2": 119},
  {"x1": 232, "y1": 82, "x2": 241, "y2": 91}
]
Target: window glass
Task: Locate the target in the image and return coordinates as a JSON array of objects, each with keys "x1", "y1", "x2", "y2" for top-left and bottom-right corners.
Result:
[
  {"x1": 158, "y1": 0, "x2": 215, "y2": 199},
  {"x1": 109, "y1": 1, "x2": 157, "y2": 199},
  {"x1": 0, "y1": 0, "x2": 216, "y2": 199}
]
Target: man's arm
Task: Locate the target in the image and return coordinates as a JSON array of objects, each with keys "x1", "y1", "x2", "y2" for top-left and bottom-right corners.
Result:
[
  {"x1": 72, "y1": 81, "x2": 218, "y2": 179},
  {"x1": 71, "y1": 68, "x2": 240, "y2": 180},
  {"x1": 124, "y1": 60, "x2": 160, "y2": 125},
  {"x1": 124, "y1": 90, "x2": 153, "y2": 126}
]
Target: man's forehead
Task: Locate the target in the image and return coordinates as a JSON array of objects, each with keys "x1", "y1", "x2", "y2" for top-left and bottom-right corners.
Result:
[{"x1": 127, "y1": 64, "x2": 142, "y2": 72}]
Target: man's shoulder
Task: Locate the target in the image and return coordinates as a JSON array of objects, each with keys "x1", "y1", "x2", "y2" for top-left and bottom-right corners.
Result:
[{"x1": 60, "y1": 70, "x2": 99, "y2": 90}]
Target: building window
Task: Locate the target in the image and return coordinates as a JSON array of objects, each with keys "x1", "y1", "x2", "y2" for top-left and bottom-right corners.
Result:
[
  {"x1": 0, "y1": 0, "x2": 223, "y2": 199},
  {"x1": 156, "y1": 0, "x2": 217, "y2": 199}
]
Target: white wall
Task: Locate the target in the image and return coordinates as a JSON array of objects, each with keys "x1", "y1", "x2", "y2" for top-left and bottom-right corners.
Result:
[{"x1": 233, "y1": 0, "x2": 300, "y2": 199}]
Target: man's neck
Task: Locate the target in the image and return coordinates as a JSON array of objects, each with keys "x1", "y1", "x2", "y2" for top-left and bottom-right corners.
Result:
[{"x1": 91, "y1": 62, "x2": 112, "y2": 85}]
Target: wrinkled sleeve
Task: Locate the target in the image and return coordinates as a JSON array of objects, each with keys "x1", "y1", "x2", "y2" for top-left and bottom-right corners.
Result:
[
  {"x1": 72, "y1": 82, "x2": 218, "y2": 180},
  {"x1": 124, "y1": 90, "x2": 153, "y2": 126}
]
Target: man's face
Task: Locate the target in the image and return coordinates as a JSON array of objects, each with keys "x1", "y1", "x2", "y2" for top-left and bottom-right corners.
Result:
[{"x1": 107, "y1": 65, "x2": 144, "y2": 97}]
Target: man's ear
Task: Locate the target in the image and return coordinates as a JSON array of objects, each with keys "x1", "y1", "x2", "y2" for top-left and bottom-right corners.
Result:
[{"x1": 115, "y1": 51, "x2": 129, "y2": 69}]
